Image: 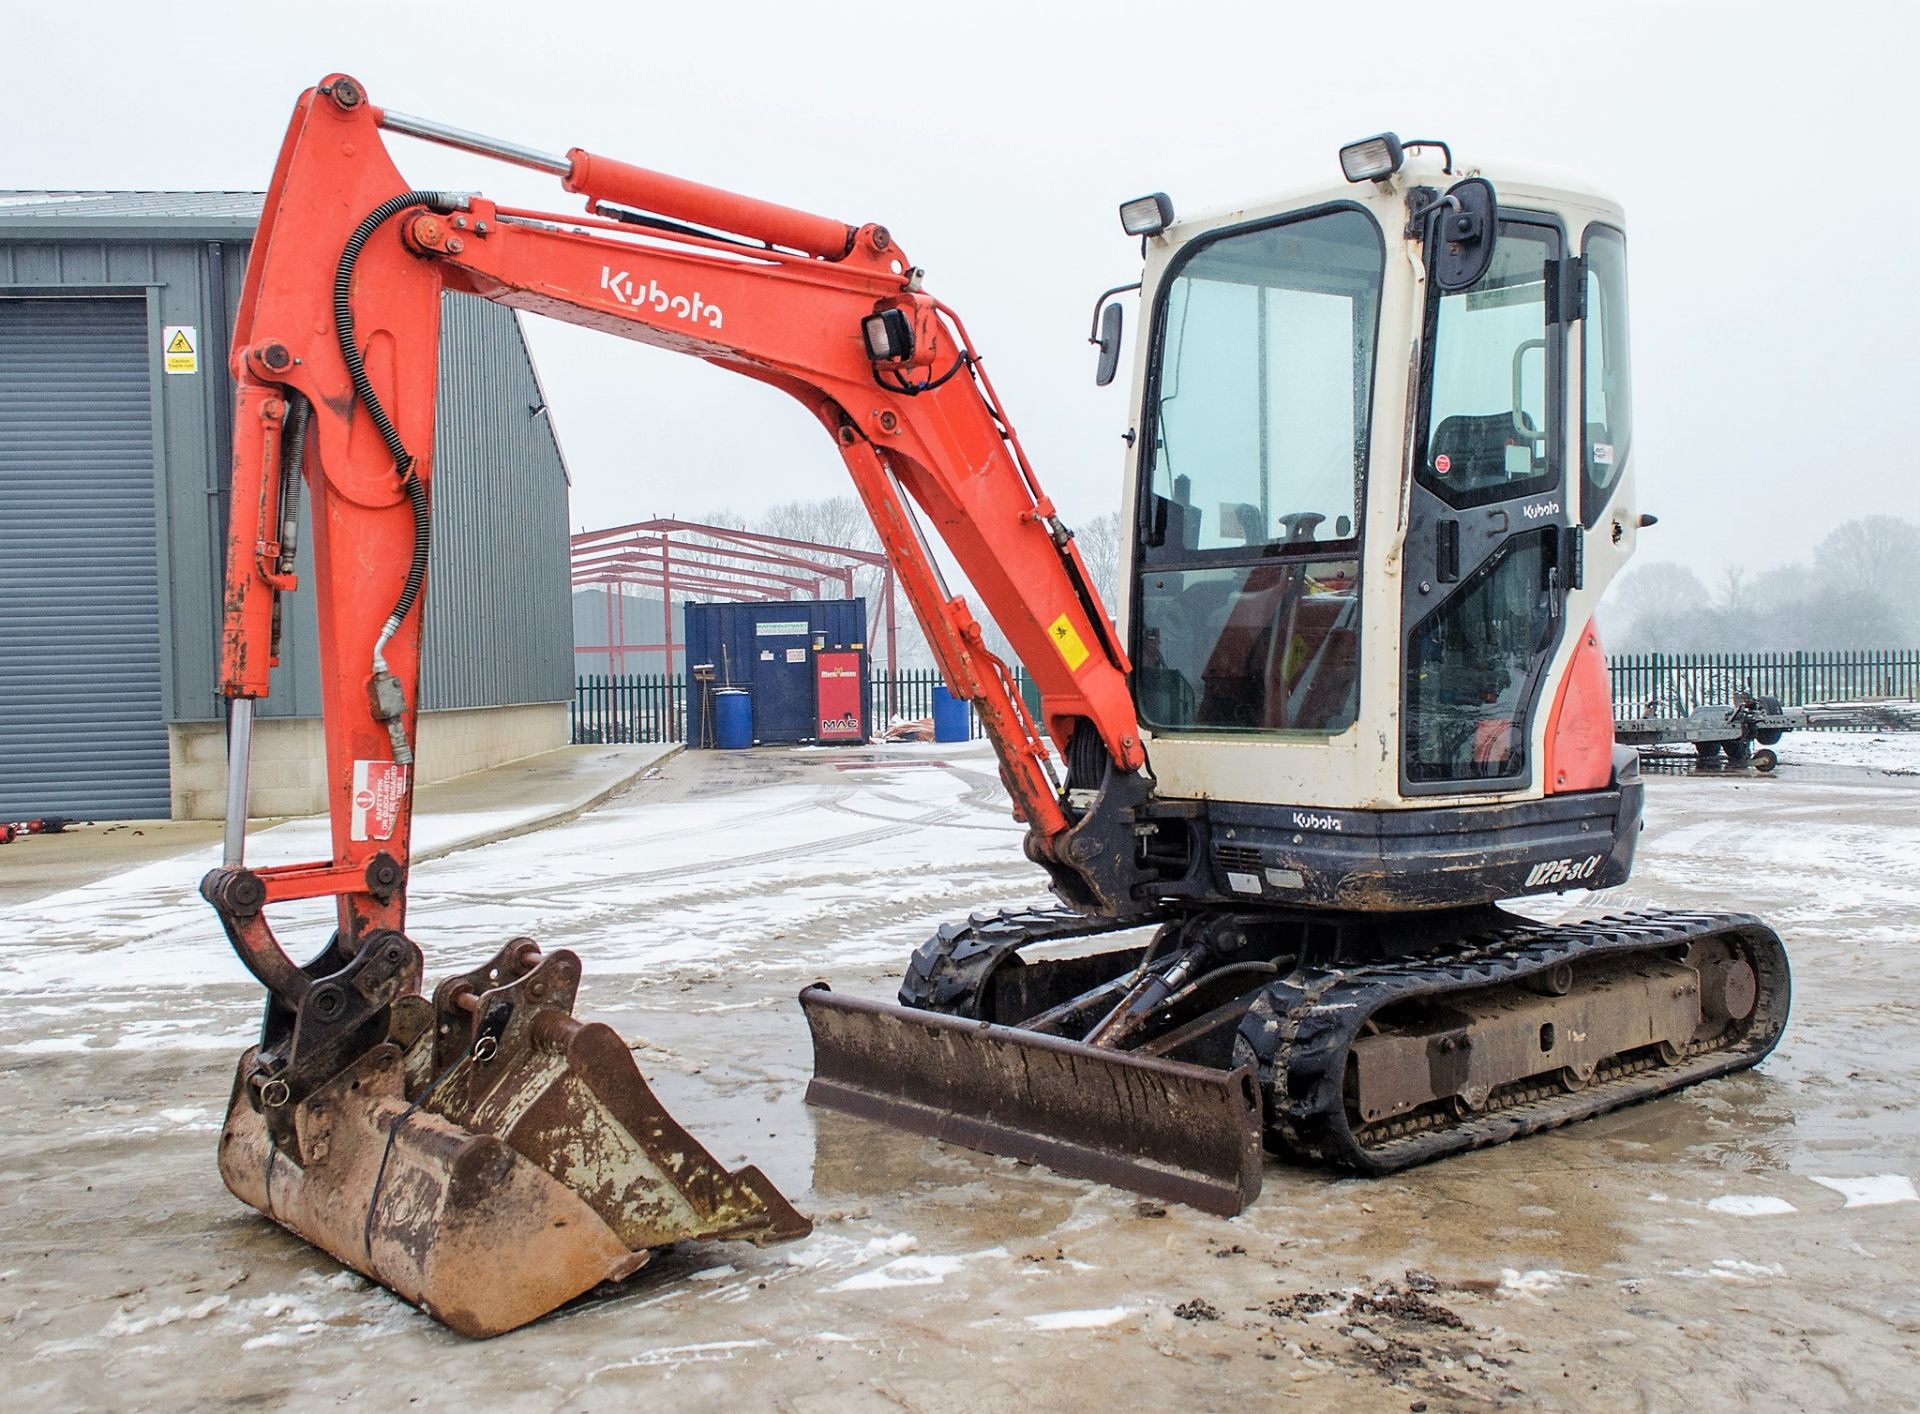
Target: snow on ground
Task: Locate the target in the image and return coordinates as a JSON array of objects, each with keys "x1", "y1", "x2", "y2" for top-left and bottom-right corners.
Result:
[
  {"x1": 1707, "y1": 1195, "x2": 1798, "y2": 1216},
  {"x1": 1023, "y1": 1306, "x2": 1135, "y2": 1330},
  {"x1": 0, "y1": 743, "x2": 1029, "y2": 1000},
  {"x1": 5, "y1": 738, "x2": 1920, "y2": 1409},
  {"x1": 1809, "y1": 1175, "x2": 1920, "y2": 1208},
  {"x1": 1776, "y1": 729, "x2": 1920, "y2": 773}
]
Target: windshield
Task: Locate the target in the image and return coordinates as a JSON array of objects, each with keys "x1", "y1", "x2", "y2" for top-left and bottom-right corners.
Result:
[
  {"x1": 1141, "y1": 207, "x2": 1385, "y2": 560},
  {"x1": 1134, "y1": 206, "x2": 1384, "y2": 736}
]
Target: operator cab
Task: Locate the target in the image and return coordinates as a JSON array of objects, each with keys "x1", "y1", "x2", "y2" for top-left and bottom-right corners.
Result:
[{"x1": 1103, "y1": 134, "x2": 1642, "y2": 909}]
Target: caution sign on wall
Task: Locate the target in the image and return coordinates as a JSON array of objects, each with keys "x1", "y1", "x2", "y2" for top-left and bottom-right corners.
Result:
[{"x1": 162, "y1": 324, "x2": 198, "y2": 375}]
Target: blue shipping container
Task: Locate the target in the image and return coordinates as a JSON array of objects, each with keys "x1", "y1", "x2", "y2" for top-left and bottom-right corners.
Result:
[{"x1": 685, "y1": 598, "x2": 869, "y2": 747}]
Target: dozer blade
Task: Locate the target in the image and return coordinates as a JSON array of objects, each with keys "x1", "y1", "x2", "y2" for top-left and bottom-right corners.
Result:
[
  {"x1": 220, "y1": 942, "x2": 809, "y2": 1338},
  {"x1": 800, "y1": 984, "x2": 1263, "y2": 1216}
]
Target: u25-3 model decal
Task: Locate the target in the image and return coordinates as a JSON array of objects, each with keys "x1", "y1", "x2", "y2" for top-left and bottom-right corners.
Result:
[{"x1": 1523, "y1": 854, "x2": 1605, "y2": 889}]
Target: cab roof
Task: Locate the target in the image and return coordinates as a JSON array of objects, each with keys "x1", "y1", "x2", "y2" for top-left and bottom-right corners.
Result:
[{"x1": 1159, "y1": 150, "x2": 1624, "y2": 246}]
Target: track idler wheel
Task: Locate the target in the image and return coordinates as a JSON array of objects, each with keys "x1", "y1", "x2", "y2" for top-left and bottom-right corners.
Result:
[
  {"x1": 1557, "y1": 1063, "x2": 1596, "y2": 1092},
  {"x1": 219, "y1": 938, "x2": 809, "y2": 1337}
]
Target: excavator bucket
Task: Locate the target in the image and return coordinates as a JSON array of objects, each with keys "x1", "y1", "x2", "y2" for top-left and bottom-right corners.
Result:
[
  {"x1": 801, "y1": 985, "x2": 1264, "y2": 1216},
  {"x1": 219, "y1": 940, "x2": 808, "y2": 1338}
]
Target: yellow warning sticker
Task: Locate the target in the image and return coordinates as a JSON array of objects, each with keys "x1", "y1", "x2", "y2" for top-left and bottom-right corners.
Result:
[
  {"x1": 1047, "y1": 613, "x2": 1091, "y2": 672},
  {"x1": 162, "y1": 325, "x2": 198, "y2": 375}
]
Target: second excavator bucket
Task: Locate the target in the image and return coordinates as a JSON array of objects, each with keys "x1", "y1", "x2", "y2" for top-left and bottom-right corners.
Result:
[
  {"x1": 219, "y1": 939, "x2": 808, "y2": 1338},
  {"x1": 801, "y1": 984, "x2": 1264, "y2": 1216}
]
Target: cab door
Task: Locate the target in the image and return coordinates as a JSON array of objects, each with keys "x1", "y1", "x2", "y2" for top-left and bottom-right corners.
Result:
[{"x1": 1400, "y1": 216, "x2": 1573, "y2": 794}]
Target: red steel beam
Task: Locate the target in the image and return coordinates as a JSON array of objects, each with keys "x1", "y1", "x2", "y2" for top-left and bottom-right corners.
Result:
[{"x1": 574, "y1": 547, "x2": 820, "y2": 594}]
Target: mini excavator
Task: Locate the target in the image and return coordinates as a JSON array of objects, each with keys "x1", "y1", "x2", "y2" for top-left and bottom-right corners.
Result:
[{"x1": 207, "y1": 81, "x2": 1788, "y2": 1336}]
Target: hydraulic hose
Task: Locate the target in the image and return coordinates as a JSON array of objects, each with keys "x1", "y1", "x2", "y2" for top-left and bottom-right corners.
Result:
[
  {"x1": 332, "y1": 190, "x2": 464, "y2": 761},
  {"x1": 332, "y1": 190, "x2": 464, "y2": 676}
]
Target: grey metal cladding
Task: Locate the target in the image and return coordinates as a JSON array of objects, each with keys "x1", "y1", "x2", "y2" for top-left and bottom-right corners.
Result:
[
  {"x1": 2, "y1": 206, "x2": 574, "y2": 735},
  {"x1": 1, "y1": 234, "x2": 253, "y2": 728},
  {"x1": 0, "y1": 191, "x2": 263, "y2": 243},
  {"x1": 418, "y1": 293, "x2": 574, "y2": 711},
  {"x1": 572, "y1": 587, "x2": 672, "y2": 676},
  {"x1": 243, "y1": 294, "x2": 575, "y2": 717},
  {"x1": 0, "y1": 297, "x2": 169, "y2": 816}
]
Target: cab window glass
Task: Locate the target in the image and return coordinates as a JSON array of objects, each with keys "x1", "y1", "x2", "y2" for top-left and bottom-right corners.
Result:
[
  {"x1": 1419, "y1": 224, "x2": 1559, "y2": 508},
  {"x1": 1137, "y1": 559, "x2": 1360, "y2": 733},
  {"x1": 1581, "y1": 225, "x2": 1631, "y2": 528},
  {"x1": 1144, "y1": 208, "x2": 1384, "y2": 558},
  {"x1": 1404, "y1": 531, "x2": 1556, "y2": 782}
]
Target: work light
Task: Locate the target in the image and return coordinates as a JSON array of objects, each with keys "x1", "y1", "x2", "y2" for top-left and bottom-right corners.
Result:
[
  {"x1": 1118, "y1": 193, "x2": 1174, "y2": 238},
  {"x1": 1339, "y1": 133, "x2": 1405, "y2": 183},
  {"x1": 863, "y1": 308, "x2": 913, "y2": 362}
]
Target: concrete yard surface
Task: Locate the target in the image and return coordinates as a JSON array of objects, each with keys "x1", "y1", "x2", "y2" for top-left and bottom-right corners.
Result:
[
  {"x1": 0, "y1": 742, "x2": 676, "y2": 909},
  {"x1": 1, "y1": 740, "x2": 1916, "y2": 1410}
]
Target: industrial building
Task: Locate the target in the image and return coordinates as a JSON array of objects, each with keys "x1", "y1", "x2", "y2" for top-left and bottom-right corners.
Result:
[{"x1": 0, "y1": 192, "x2": 575, "y2": 821}]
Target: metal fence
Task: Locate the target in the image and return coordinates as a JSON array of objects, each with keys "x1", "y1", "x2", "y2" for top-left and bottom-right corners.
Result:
[
  {"x1": 572, "y1": 673, "x2": 686, "y2": 745},
  {"x1": 572, "y1": 668, "x2": 1032, "y2": 745},
  {"x1": 1608, "y1": 649, "x2": 1920, "y2": 726},
  {"x1": 576, "y1": 653, "x2": 1920, "y2": 746}
]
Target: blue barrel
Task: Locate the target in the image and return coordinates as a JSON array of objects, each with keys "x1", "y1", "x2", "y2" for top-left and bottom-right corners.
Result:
[
  {"x1": 714, "y1": 688, "x2": 753, "y2": 749},
  {"x1": 932, "y1": 684, "x2": 971, "y2": 743}
]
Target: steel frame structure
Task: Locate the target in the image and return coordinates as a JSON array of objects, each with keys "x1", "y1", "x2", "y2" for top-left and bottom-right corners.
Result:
[{"x1": 570, "y1": 517, "x2": 898, "y2": 677}]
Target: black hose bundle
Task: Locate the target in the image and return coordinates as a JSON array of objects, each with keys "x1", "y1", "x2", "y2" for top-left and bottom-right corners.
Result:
[{"x1": 332, "y1": 191, "x2": 463, "y2": 665}]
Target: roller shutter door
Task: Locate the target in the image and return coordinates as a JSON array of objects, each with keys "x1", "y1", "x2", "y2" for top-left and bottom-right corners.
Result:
[{"x1": 0, "y1": 297, "x2": 169, "y2": 818}]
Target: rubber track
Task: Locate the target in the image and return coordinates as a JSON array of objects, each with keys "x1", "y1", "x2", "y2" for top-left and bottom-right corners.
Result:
[
  {"x1": 900, "y1": 905, "x2": 1790, "y2": 1175},
  {"x1": 899, "y1": 905, "x2": 1165, "y2": 1015},
  {"x1": 1241, "y1": 908, "x2": 1792, "y2": 1174}
]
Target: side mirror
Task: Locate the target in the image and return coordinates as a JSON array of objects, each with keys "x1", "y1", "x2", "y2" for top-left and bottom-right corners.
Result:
[
  {"x1": 1093, "y1": 302, "x2": 1124, "y2": 386},
  {"x1": 1431, "y1": 177, "x2": 1498, "y2": 292},
  {"x1": 1087, "y1": 282, "x2": 1139, "y2": 387}
]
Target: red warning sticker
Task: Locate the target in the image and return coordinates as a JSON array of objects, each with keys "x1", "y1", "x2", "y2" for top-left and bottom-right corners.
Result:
[
  {"x1": 350, "y1": 759, "x2": 409, "y2": 842},
  {"x1": 1434, "y1": 453, "x2": 1452, "y2": 475}
]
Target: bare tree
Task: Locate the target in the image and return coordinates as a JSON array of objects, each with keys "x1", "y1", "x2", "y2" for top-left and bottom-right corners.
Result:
[
  {"x1": 751, "y1": 496, "x2": 931, "y2": 668},
  {"x1": 756, "y1": 495, "x2": 878, "y2": 553},
  {"x1": 1600, "y1": 519, "x2": 1920, "y2": 651},
  {"x1": 1814, "y1": 516, "x2": 1920, "y2": 605},
  {"x1": 1601, "y1": 560, "x2": 1714, "y2": 651},
  {"x1": 1072, "y1": 510, "x2": 1123, "y2": 618},
  {"x1": 1747, "y1": 563, "x2": 1808, "y2": 616}
]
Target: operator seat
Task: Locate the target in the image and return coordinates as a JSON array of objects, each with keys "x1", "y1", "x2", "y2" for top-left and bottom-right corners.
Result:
[{"x1": 1429, "y1": 412, "x2": 1515, "y2": 493}]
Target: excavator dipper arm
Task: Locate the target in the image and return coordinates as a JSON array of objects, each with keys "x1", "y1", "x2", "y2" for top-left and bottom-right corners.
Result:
[
  {"x1": 212, "y1": 75, "x2": 1146, "y2": 953},
  {"x1": 200, "y1": 75, "x2": 1149, "y2": 1337}
]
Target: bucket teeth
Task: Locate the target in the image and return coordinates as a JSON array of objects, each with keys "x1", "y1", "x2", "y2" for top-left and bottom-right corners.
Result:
[{"x1": 219, "y1": 943, "x2": 808, "y2": 1338}]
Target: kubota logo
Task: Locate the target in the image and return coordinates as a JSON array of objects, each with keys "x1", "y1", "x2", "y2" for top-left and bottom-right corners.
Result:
[
  {"x1": 1291, "y1": 810, "x2": 1343, "y2": 833},
  {"x1": 1521, "y1": 499, "x2": 1562, "y2": 521},
  {"x1": 601, "y1": 267, "x2": 725, "y2": 328}
]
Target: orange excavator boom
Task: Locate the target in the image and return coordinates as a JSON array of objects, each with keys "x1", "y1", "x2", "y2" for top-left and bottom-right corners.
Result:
[{"x1": 204, "y1": 74, "x2": 1149, "y2": 1337}]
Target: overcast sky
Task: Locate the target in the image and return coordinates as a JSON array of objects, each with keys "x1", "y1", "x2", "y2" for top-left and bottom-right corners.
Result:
[{"x1": 7, "y1": 0, "x2": 1913, "y2": 592}]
